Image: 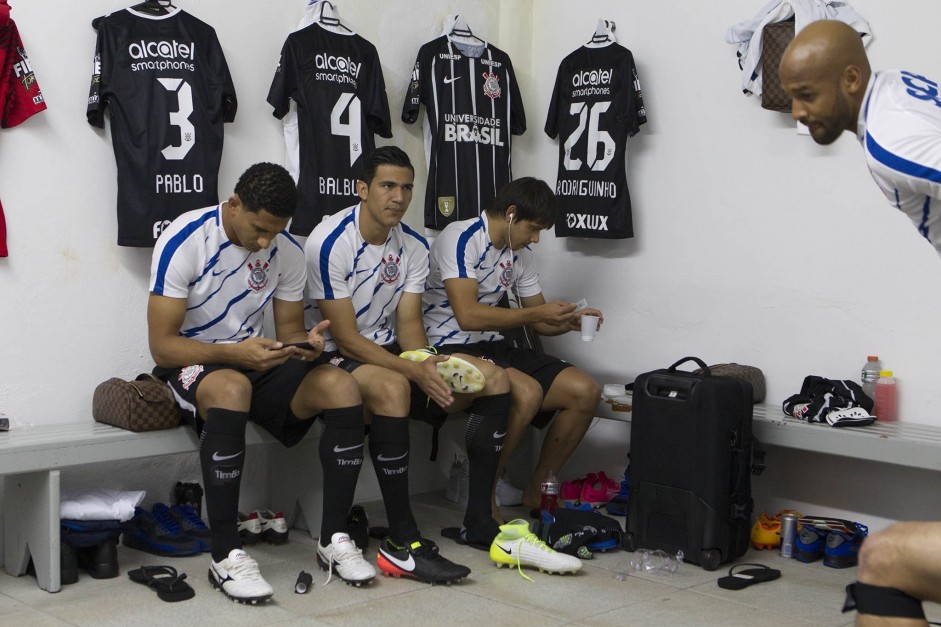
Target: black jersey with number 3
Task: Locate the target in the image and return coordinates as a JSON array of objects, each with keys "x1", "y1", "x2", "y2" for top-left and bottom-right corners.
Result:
[
  {"x1": 267, "y1": 23, "x2": 391, "y2": 237},
  {"x1": 402, "y1": 36, "x2": 526, "y2": 230},
  {"x1": 87, "y1": 7, "x2": 236, "y2": 247},
  {"x1": 545, "y1": 42, "x2": 646, "y2": 239}
]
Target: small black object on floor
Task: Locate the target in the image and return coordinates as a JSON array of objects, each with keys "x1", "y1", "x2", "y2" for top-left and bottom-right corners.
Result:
[{"x1": 127, "y1": 565, "x2": 195, "y2": 602}]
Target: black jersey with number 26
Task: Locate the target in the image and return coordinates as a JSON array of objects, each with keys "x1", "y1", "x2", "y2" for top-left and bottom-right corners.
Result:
[
  {"x1": 403, "y1": 36, "x2": 526, "y2": 230},
  {"x1": 268, "y1": 23, "x2": 392, "y2": 237},
  {"x1": 87, "y1": 7, "x2": 237, "y2": 247},
  {"x1": 545, "y1": 42, "x2": 646, "y2": 239}
]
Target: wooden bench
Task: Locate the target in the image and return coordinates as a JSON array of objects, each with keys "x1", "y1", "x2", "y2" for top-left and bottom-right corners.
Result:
[
  {"x1": 595, "y1": 395, "x2": 941, "y2": 473},
  {"x1": 0, "y1": 421, "x2": 323, "y2": 593}
]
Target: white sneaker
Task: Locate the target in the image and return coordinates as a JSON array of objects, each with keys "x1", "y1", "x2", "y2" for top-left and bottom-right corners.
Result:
[
  {"x1": 495, "y1": 475, "x2": 523, "y2": 507},
  {"x1": 316, "y1": 532, "x2": 376, "y2": 586},
  {"x1": 237, "y1": 512, "x2": 262, "y2": 545},
  {"x1": 209, "y1": 549, "x2": 274, "y2": 604},
  {"x1": 257, "y1": 509, "x2": 289, "y2": 544},
  {"x1": 490, "y1": 519, "x2": 582, "y2": 580}
]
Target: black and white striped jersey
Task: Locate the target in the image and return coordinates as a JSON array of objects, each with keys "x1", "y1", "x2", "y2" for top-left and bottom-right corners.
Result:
[
  {"x1": 545, "y1": 42, "x2": 646, "y2": 239},
  {"x1": 402, "y1": 36, "x2": 526, "y2": 230}
]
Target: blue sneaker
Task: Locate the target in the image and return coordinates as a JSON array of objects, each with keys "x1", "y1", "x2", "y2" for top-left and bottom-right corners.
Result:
[
  {"x1": 165, "y1": 503, "x2": 212, "y2": 552},
  {"x1": 605, "y1": 468, "x2": 630, "y2": 517},
  {"x1": 794, "y1": 525, "x2": 828, "y2": 562},
  {"x1": 824, "y1": 522, "x2": 868, "y2": 569},
  {"x1": 123, "y1": 505, "x2": 201, "y2": 557}
]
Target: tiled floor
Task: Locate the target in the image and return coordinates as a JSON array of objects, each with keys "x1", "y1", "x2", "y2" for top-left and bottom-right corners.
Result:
[{"x1": 1, "y1": 492, "x2": 936, "y2": 626}]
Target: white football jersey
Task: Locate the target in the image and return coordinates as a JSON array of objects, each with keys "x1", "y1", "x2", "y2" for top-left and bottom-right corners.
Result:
[
  {"x1": 305, "y1": 203, "x2": 429, "y2": 351},
  {"x1": 149, "y1": 205, "x2": 306, "y2": 343},
  {"x1": 858, "y1": 70, "x2": 941, "y2": 257},
  {"x1": 424, "y1": 214, "x2": 541, "y2": 346}
]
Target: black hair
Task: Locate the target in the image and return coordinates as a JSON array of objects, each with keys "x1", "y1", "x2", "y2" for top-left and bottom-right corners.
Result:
[
  {"x1": 483, "y1": 177, "x2": 557, "y2": 228},
  {"x1": 234, "y1": 162, "x2": 297, "y2": 218},
  {"x1": 360, "y1": 146, "x2": 414, "y2": 184}
]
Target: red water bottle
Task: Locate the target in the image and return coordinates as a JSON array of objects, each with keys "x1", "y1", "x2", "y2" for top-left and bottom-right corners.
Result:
[
  {"x1": 873, "y1": 370, "x2": 897, "y2": 422},
  {"x1": 540, "y1": 469, "x2": 560, "y2": 514}
]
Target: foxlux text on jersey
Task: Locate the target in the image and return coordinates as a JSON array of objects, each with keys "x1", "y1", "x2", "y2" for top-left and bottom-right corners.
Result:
[
  {"x1": 129, "y1": 39, "x2": 196, "y2": 72},
  {"x1": 443, "y1": 113, "x2": 504, "y2": 146}
]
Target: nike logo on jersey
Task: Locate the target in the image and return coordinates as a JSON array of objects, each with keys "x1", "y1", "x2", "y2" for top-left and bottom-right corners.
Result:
[
  {"x1": 493, "y1": 431, "x2": 506, "y2": 439},
  {"x1": 212, "y1": 269, "x2": 225, "y2": 276},
  {"x1": 333, "y1": 443, "x2": 365, "y2": 454},
  {"x1": 381, "y1": 550, "x2": 416, "y2": 571},
  {"x1": 212, "y1": 451, "x2": 243, "y2": 462},
  {"x1": 443, "y1": 75, "x2": 461, "y2": 84},
  {"x1": 377, "y1": 451, "x2": 409, "y2": 462}
]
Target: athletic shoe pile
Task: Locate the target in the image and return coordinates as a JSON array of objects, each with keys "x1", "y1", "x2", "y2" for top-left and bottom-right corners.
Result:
[
  {"x1": 490, "y1": 518, "x2": 582, "y2": 581},
  {"x1": 559, "y1": 471, "x2": 620, "y2": 507},
  {"x1": 794, "y1": 516, "x2": 869, "y2": 568},
  {"x1": 122, "y1": 504, "x2": 203, "y2": 557},
  {"x1": 237, "y1": 509, "x2": 289, "y2": 545},
  {"x1": 377, "y1": 537, "x2": 471, "y2": 585}
]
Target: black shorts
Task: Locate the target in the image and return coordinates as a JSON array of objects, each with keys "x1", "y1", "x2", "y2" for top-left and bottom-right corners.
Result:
[
  {"x1": 315, "y1": 347, "x2": 447, "y2": 427},
  {"x1": 153, "y1": 359, "x2": 318, "y2": 447},
  {"x1": 436, "y1": 341, "x2": 573, "y2": 428}
]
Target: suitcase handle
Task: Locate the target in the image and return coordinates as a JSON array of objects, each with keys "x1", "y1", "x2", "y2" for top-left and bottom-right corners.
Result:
[{"x1": 667, "y1": 356, "x2": 710, "y2": 374}]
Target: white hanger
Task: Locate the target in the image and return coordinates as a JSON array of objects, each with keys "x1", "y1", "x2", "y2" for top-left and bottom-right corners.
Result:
[
  {"x1": 443, "y1": 14, "x2": 485, "y2": 45},
  {"x1": 308, "y1": 0, "x2": 351, "y2": 34},
  {"x1": 588, "y1": 18, "x2": 617, "y2": 46}
]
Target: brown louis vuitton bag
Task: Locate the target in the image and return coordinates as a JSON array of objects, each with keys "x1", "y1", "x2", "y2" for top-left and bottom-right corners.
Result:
[
  {"x1": 92, "y1": 373, "x2": 181, "y2": 431},
  {"x1": 694, "y1": 363, "x2": 766, "y2": 403},
  {"x1": 761, "y1": 19, "x2": 795, "y2": 112}
]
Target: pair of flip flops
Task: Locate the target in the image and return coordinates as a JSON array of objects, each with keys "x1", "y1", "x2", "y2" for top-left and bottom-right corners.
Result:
[
  {"x1": 717, "y1": 563, "x2": 781, "y2": 590},
  {"x1": 128, "y1": 565, "x2": 195, "y2": 602}
]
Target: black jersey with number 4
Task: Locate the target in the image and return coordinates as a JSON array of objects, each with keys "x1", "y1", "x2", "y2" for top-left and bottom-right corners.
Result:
[
  {"x1": 87, "y1": 7, "x2": 236, "y2": 247},
  {"x1": 545, "y1": 42, "x2": 646, "y2": 239},
  {"x1": 267, "y1": 23, "x2": 391, "y2": 237},
  {"x1": 402, "y1": 36, "x2": 526, "y2": 230}
]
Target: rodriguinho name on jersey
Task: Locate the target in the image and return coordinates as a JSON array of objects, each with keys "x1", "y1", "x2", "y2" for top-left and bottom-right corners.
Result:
[
  {"x1": 129, "y1": 39, "x2": 196, "y2": 72},
  {"x1": 320, "y1": 176, "x2": 357, "y2": 197},
  {"x1": 443, "y1": 113, "x2": 503, "y2": 146},
  {"x1": 556, "y1": 178, "x2": 617, "y2": 199}
]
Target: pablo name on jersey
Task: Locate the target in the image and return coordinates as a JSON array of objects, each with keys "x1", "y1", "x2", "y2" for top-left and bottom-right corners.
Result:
[
  {"x1": 443, "y1": 113, "x2": 504, "y2": 146},
  {"x1": 156, "y1": 174, "x2": 204, "y2": 194}
]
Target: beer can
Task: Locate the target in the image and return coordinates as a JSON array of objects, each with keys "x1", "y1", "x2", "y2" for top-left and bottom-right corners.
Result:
[{"x1": 779, "y1": 513, "x2": 798, "y2": 558}]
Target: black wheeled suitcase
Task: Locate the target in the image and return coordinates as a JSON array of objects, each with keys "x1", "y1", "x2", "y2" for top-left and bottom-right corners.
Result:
[{"x1": 624, "y1": 357, "x2": 754, "y2": 571}]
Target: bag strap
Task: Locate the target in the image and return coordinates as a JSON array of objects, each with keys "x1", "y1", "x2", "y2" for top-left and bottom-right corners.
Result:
[
  {"x1": 667, "y1": 356, "x2": 710, "y2": 374},
  {"x1": 129, "y1": 373, "x2": 167, "y2": 399}
]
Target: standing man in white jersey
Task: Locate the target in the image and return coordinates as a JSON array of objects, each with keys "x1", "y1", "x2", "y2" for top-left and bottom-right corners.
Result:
[
  {"x1": 304, "y1": 146, "x2": 512, "y2": 580},
  {"x1": 149, "y1": 163, "x2": 374, "y2": 603},
  {"x1": 423, "y1": 177, "x2": 603, "y2": 515},
  {"x1": 780, "y1": 20, "x2": 941, "y2": 625}
]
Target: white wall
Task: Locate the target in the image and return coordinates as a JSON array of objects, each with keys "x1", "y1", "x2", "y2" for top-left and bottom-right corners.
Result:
[{"x1": 1, "y1": 0, "x2": 939, "y2": 531}]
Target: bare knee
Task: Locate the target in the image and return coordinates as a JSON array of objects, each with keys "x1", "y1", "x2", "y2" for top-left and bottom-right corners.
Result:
[
  {"x1": 301, "y1": 366, "x2": 362, "y2": 411},
  {"x1": 478, "y1": 361, "x2": 509, "y2": 394},
  {"x1": 510, "y1": 376, "x2": 543, "y2": 423},
  {"x1": 361, "y1": 370, "x2": 410, "y2": 415},
  {"x1": 197, "y1": 370, "x2": 252, "y2": 411},
  {"x1": 858, "y1": 523, "x2": 912, "y2": 586}
]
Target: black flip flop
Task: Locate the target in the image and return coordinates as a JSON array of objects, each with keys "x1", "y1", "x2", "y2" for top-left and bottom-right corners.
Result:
[
  {"x1": 128, "y1": 565, "x2": 195, "y2": 602},
  {"x1": 717, "y1": 563, "x2": 781, "y2": 590},
  {"x1": 441, "y1": 520, "x2": 500, "y2": 552}
]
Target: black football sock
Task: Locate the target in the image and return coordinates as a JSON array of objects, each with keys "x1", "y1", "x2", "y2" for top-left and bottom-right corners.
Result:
[
  {"x1": 319, "y1": 405, "x2": 365, "y2": 547},
  {"x1": 463, "y1": 393, "x2": 510, "y2": 530},
  {"x1": 199, "y1": 408, "x2": 248, "y2": 562},
  {"x1": 368, "y1": 414, "x2": 419, "y2": 544}
]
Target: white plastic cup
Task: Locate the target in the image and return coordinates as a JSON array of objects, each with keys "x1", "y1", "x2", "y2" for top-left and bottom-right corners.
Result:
[{"x1": 580, "y1": 314, "x2": 600, "y2": 342}]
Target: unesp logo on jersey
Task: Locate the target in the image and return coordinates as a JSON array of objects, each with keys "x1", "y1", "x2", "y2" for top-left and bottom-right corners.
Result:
[
  {"x1": 498, "y1": 260, "x2": 513, "y2": 288},
  {"x1": 246, "y1": 259, "x2": 270, "y2": 292},
  {"x1": 482, "y1": 71, "x2": 501, "y2": 99},
  {"x1": 566, "y1": 212, "x2": 609, "y2": 231}
]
